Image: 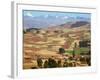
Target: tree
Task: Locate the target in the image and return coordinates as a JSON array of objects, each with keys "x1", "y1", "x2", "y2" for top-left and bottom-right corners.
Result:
[
  {"x1": 72, "y1": 48, "x2": 75, "y2": 58},
  {"x1": 59, "y1": 48, "x2": 65, "y2": 54},
  {"x1": 68, "y1": 62, "x2": 73, "y2": 67},
  {"x1": 48, "y1": 57, "x2": 57, "y2": 68},
  {"x1": 44, "y1": 60, "x2": 48, "y2": 68},
  {"x1": 80, "y1": 56, "x2": 86, "y2": 64},
  {"x1": 37, "y1": 58, "x2": 43, "y2": 68},
  {"x1": 86, "y1": 57, "x2": 91, "y2": 66},
  {"x1": 57, "y1": 60, "x2": 62, "y2": 67},
  {"x1": 79, "y1": 40, "x2": 89, "y2": 47},
  {"x1": 72, "y1": 42, "x2": 78, "y2": 58},
  {"x1": 63, "y1": 61, "x2": 68, "y2": 67}
]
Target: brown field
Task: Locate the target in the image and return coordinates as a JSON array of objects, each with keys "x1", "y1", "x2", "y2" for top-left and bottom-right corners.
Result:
[{"x1": 23, "y1": 25, "x2": 91, "y2": 69}]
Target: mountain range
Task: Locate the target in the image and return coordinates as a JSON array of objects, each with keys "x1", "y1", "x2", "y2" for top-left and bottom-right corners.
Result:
[{"x1": 23, "y1": 15, "x2": 90, "y2": 29}]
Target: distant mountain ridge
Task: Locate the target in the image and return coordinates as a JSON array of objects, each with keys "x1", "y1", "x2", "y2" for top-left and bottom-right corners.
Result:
[
  {"x1": 71, "y1": 21, "x2": 90, "y2": 28},
  {"x1": 24, "y1": 21, "x2": 90, "y2": 32},
  {"x1": 46, "y1": 21, "x2": 90, "y2": 29}
]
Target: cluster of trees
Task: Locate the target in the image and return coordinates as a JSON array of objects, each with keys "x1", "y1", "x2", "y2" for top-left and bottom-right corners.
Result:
[
  {"x1": 37, "y1": 57, "x2": 61, "y2": 68},
  {"x1": 35, "y1": 57, "x2": 77, "y2": 69},
  {"x1": 80, "y1": 56, "x2": 91, "y2": 66},
  {"x1": 79, "y1": 40, "x2": 90, "y2": 47},
  {"x1": 31, "y1": 55, "x2": 91, "y2": 69},
  {"x1": 31, "y1": 42, "x2": 91, "y2": 69}
]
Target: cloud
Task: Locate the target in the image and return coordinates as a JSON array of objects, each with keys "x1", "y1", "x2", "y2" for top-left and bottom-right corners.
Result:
[
  {"x1": 26, "y1": 12, "x2": 33, "y2": 17},
  {"x1": 63, "y1": 16, "x2": 68, "y2": 19}
]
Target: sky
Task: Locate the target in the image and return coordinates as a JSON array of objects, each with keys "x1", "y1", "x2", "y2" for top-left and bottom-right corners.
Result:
[{"x1": 23, "y1": 10, "x2": 91, "y2": 29}]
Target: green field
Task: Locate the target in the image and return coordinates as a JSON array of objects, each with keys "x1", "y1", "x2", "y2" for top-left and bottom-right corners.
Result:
[{"x1": 65, "y1": 47, "x2": 90, "y2": 55}]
